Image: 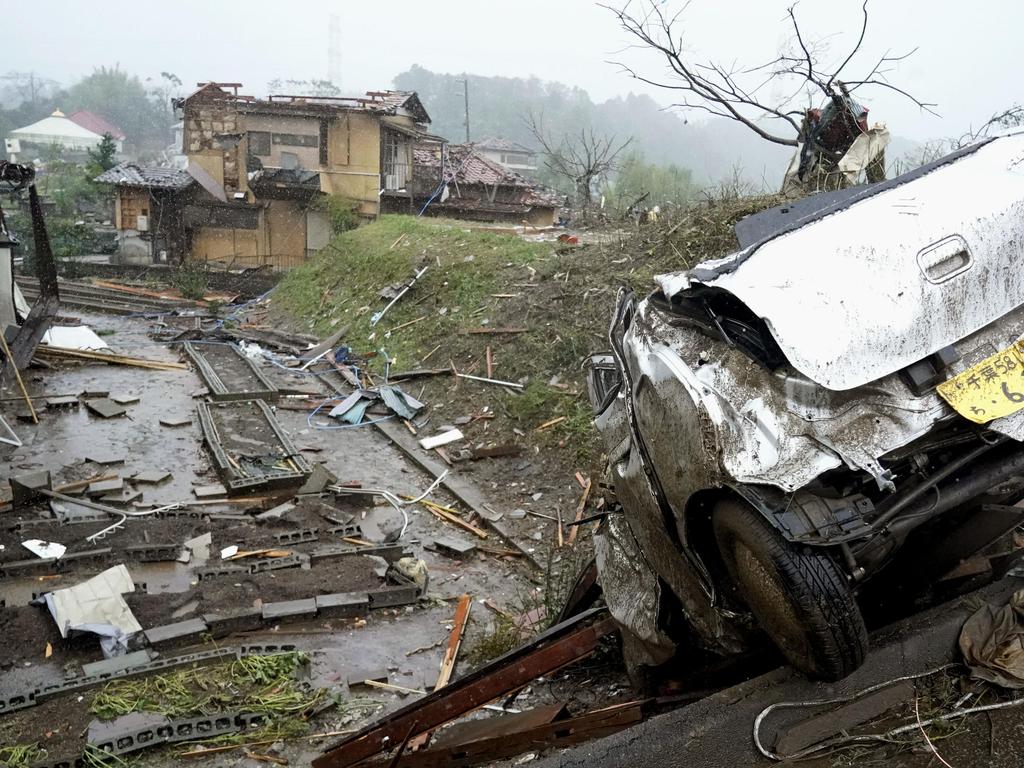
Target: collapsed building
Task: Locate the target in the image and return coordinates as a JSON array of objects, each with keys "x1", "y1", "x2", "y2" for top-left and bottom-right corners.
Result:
[
  {"x1": 408, "y1": 143, "x2": 563, "y2": 227},
  {"x1": 97, "y1": 83, "x2": 443, "y2": 269}
]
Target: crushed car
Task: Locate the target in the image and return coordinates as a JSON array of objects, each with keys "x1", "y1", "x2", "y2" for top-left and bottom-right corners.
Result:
[{"x1": 588, "y1": 128, "x2": 1024, "y2": 681}]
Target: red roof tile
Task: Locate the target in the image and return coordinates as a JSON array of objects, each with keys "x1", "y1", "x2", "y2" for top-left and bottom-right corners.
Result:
[{"x1": 68, "y1": 110, "x2": 126, "y2": 141}]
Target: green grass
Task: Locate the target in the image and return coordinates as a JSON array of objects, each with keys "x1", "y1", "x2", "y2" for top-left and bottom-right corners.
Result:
[
  {"x1": 271, "y1": 215, "x2": 551, "y2": 370},
  {"x1": 0, "y1": 744, "x2": 46, "y2": 768}
]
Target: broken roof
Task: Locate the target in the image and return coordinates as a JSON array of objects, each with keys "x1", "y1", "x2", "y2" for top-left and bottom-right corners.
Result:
[
  {"x1": 180, "y1": 83, "x2": 431, "y2": 123},
  {"x1": 474, "y1": 137, "x2": 536, "y2": 154},
  {"x1": 95, "y1": 162, "x2": 194, "y2": 190},
  {"x1": 413, "y1": 143, "x2": 562, "y2": 207}
]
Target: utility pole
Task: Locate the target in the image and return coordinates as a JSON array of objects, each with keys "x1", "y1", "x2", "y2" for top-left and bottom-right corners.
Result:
[{"x1": 461, "y1": 78, "x2": 470, "y2": 143}]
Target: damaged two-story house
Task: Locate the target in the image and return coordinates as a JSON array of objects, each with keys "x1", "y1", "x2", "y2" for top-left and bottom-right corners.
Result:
[{"x1": 97, "y1": 83, "x2": 440, "y2": 269}]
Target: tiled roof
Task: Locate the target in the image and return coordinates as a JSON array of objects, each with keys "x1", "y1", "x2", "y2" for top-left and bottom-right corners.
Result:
[
  {"x1": 94, "y1": 162, "x2": 194, "y2": 190},
  {"x1": 69, "y1": 110, "x2": 126, "y2": 141},
  {"x1": 413, "y1": 143, "x2": 562, "y2": 208},
  {"x1": 474, "y1": 137, "x2": 535, "y2": 154}
]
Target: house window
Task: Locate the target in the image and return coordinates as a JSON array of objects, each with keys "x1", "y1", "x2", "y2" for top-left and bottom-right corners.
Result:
[
  {"x1": 249, "y1": 131, "x2": 271, "y2": 156},
  {"x1": 319, "y1": 119, "x2": 329, "y2": 165},
  {"x1": 272, "y1": 133, "x2": 319, "y2": 148}
]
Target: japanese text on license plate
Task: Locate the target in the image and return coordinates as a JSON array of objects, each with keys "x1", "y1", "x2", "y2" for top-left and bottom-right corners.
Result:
[{"x1": 937, "y1": 340, "x2": 1024, "y2": 424}]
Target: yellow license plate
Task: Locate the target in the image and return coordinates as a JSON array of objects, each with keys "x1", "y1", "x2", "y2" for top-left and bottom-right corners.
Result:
[{"x1": 937, "y1": 340, "x2": 1024, "y2": 424}]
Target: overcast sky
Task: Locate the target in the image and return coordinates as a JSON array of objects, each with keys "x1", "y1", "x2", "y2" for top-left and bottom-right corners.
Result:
[{"x1": 5, "y1": 0, "x2": 1019, "y2": 142}]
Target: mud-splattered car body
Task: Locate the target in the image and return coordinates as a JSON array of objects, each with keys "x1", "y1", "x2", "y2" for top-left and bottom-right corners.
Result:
[{"x1": 588, "y1": 130, "x2": 1024, "y2": 679}]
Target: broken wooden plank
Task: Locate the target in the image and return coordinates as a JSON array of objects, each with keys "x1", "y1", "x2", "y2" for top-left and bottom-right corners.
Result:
[
  {"x1": 566, "y1": 479, "x2": 592, "y2": 546},
  {"x1": 35, "y1": 346, "x2": 187, "y2": 371},
  {"x1": 312, "y1": 610, "x2": 616, "y2": 768}
]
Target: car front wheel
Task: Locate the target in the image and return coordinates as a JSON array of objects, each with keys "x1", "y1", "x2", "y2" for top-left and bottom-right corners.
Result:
[{"x1": 712, "y1": 499, "x2": 868, "y2": 680}]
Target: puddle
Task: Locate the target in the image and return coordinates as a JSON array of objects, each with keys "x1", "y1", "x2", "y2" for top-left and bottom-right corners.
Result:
[{"x1": 0, "y1": 561, "x2": 196, "y2": 606}]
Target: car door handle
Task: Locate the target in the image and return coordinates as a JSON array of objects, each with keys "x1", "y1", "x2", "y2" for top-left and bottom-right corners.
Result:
[{"x1": 917, "y1": 235, "x2": 973, "y2": 284}]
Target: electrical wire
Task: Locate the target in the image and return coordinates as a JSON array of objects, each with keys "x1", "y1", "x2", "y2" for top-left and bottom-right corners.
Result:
[
  {"x1": 752, "y1": 664, "x2": 1024, "y2": 761},
  {"x1": 327, "y1": 470, "x2": 449, "y2": 539}
]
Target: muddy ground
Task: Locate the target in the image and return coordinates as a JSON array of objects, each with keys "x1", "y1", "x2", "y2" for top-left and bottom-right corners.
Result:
[{"x1": 0, "y1": 308, "x2": 625, "y2": 766}]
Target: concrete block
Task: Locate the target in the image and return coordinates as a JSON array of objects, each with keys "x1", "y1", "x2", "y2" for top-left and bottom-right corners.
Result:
[
  {"x1": 197, "y1": 564, "x2": 248, "y2": 581},
  {"x1": 262, "y1": 598, "x2": 317, "y2": 623},
  {"x1": 249, "y1": 552, "x2": 305, "y2": 573},
  {"x1": 57, "y1": 548, "x2": 113, "y2": 569},
  {"x1": 203, "y1": 607, "x2": 265, "y2": 639},
  {"x1": 133, "y1": 470, "x2": 172, "y2": 484},
  {"x1": 273, "y1": 528, "x2": 319, "y2": 545},
  {"x1": 46, "y1": 395, "x2": 80, "y2": 409},
  {"x1": 84, "y1": 450, "x2": 125, "y2": 465},
  {"x1": 297, "y1": 463, "x2": 336, "y2": 494},
  {"x1": 87, "y1": 477, "x2": 123, "y2": 496},
  {"x1": 10, "y1": 470, "x2": 52, "y2": 508},
  {"x1": 87, "y1": 711, "x2": 172, "y2": 756},
  {"x1": 82, "y1": 650, "x2": 155, "y2": 678},
  {"x1": 193, "y1": 483, "x2": 226, "y2": 498},
  {"x1": 143, "y1": 618, "x2": 209, "y2": 648},
  {"x1": 326, "y1": 523, "x2": 363, "y2": 538},
  {"x1": 367, "y1": 585, "x2": 421, "y2": 609},
  {"x1": 161, "y1": 416, "x2": 192, "y2": 427},
  {"x1": 124, "y1": 544, "x2": 180, "y2": 562},
  {"x1": 100, "y1": 489, "x2": 144, "y2": 505},
  {"x1": 433, "y1": 536, "x2": 477, "y2": 559},
  {"x1": 84, "y1": 398, "x2": 127, "y2": 419},
  {"x1": 255, "y1": 501, "x2": 294, "y2": 521},
  {"x1": 315, "y1": 592, "x2": 370, "y2": 619}
]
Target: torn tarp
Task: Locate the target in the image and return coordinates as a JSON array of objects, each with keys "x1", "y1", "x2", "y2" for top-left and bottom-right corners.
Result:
[
  {"x1": 960, "y1": 588, "x2": 1024, "y2": 688},
  {"x1": 43, "y1": 564, "x2": 141, "y2": 657},
  {"x1": 329, "y1": 384, "x2": 424, "y2": 424}
]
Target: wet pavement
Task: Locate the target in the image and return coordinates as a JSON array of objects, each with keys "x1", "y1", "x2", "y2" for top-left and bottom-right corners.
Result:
[{"x1": 0, "y1": 310, "x2": 561, "y2": 765}]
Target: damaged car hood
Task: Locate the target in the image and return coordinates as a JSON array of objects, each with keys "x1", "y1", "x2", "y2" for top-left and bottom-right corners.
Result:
[{"x1": 657, "y1": 129, "x2": 1024, "y2": 391}]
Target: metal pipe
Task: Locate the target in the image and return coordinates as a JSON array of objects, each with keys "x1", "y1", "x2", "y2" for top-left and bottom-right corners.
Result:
[
  {"x1": 870, "y1": 438, "x2": 1002, "y2": 530},
  {"x1": 887, "y1": 446, "x2": 1024, "y2": 532}
]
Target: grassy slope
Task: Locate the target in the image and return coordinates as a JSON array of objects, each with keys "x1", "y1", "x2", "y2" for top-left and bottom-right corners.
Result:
[{"x1": 272, "y1": 201, "x2": 780, "y2": 471}]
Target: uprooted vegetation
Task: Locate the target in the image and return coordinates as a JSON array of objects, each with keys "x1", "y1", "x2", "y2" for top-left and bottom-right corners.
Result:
[{"x1": 271, "y1": 196, "x2": 783, "y2": 475}]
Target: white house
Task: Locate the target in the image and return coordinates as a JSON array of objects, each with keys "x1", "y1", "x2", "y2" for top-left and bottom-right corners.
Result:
[{"x1": 9, "y1": 109, "x2": 122, "y2": 156}]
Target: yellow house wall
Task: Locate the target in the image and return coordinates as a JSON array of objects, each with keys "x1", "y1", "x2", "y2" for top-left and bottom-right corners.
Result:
[
  {"x1": 321, "y1": 112, "x2": 381, "y2": 217},
  {"x1": 187, "y1": 200, "x2": 307, "y2": 270},
  {"x1": 243, "y1": 114, "x2": 321, "y2": 170}
]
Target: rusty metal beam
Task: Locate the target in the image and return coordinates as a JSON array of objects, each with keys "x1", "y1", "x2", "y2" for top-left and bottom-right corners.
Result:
[
  {"x1": 312, "y1": 609, "x2": 617, "y2": 768},
  {"x1": 362, "y1": 702, "x2": 644, "y2": 768}
]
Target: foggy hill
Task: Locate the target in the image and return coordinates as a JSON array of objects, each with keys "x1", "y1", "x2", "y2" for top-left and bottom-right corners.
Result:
[{"x1": 395, "y1": 65, "x2": 921, "y2": 189}]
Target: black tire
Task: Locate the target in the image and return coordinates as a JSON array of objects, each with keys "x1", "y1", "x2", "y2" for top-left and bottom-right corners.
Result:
[{"x1": 712, "y1": 499, "x2": 868, "y2": 681}]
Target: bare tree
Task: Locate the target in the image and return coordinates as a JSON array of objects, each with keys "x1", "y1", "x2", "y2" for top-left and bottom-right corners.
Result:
[
  {"x1": 525, "y1": 111, "x2": 632, "y2": 206},
  {"x1": 603, "y1": 0, "x2": 936, "y2": 147},
  {"x1": 0, "y1": 71, "x2": 59, "y2": 110}
]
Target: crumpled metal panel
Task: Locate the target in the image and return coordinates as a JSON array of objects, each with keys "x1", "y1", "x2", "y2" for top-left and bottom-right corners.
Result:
[
  {"x1": 593, "y1": 512, "x2": 675, "y2": 669},
  {"x1": 656, "y1": 129, "x2": 1024, "y2": 392},
  {"x1": 628, "y1": 296, "x2": 1024, "y2": 491}
]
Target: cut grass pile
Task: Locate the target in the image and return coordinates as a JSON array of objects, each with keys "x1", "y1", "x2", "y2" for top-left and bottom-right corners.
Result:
[{"x1": 90, "y1": 652, "x2": 321, "y2": 721}]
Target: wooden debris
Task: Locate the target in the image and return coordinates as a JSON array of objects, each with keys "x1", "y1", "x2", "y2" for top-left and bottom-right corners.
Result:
[
  {"x1": 386, "y1": 315, "x2": 428, "y2": 335},
  {"x1": 409, "y1": 594, "x2": 472, "y2": 750},
  {"x1": 535, "y1": 416, "x2": 567, "y2": 432},
  {"x1": 420, "y1": 344, "x2": 441, "y2": 364},
  {"x1": 419, "y1": 499, "x2": 489, "y2": 539},
  {"x1": 567, "y1": 478, "x2": 593, "y2": 546},
  {"x1": 419, "y1": 429, "x2": 464, "y2": 450},
  {"x1": 485, "y1": 346, "x2": 493, "y2": 379},
  {"x1": 465, "y1": 327, "x2": 528, "y2": 334},
  {"x1": 34, "y1": 346, "x2": 187, "y2": 371},
  {"x1": 227, "y1": 549, "x2": 292, "y2": 561},
  {"x1": 0, "y1": 331, "x2": 38, "y2": 423},
  {"x1": 456, "y1": 372, "x2": 523, "y2": 389}
]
